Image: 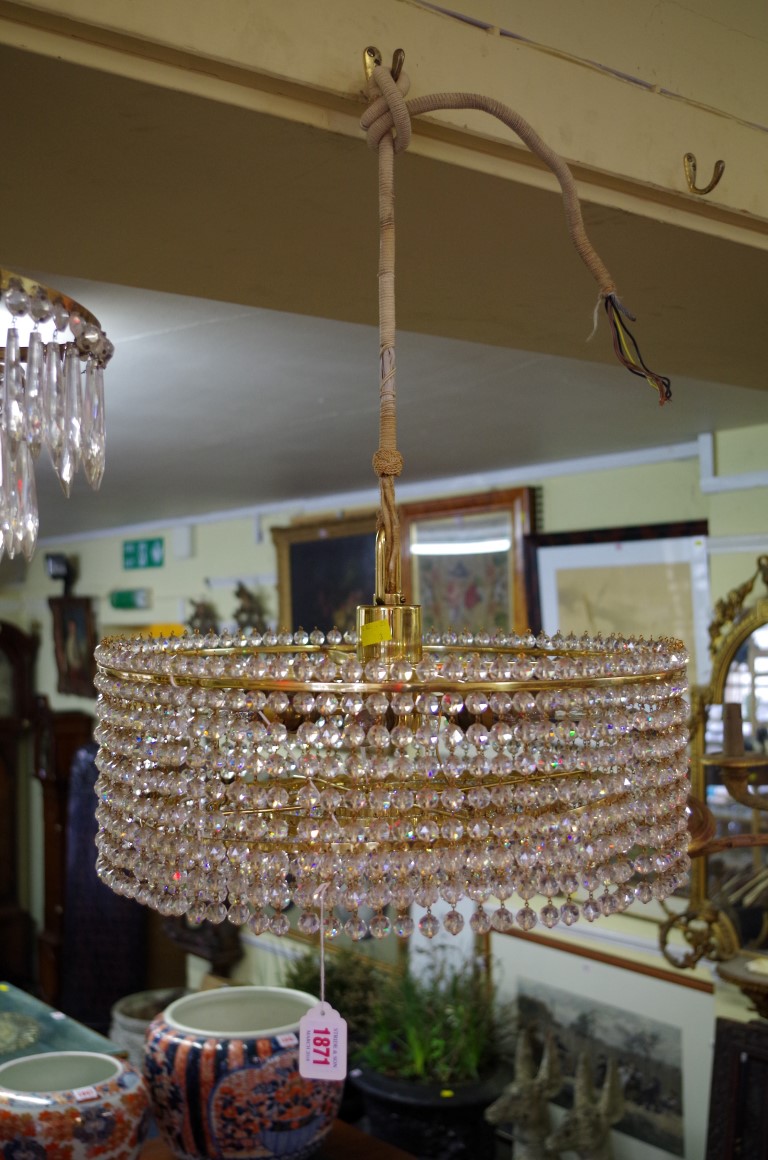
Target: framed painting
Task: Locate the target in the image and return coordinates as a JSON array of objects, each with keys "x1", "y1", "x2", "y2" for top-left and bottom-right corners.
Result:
[
  {"x1": 272, "y1": 513, "x2": 376, "y2": 635},
  {"x1": 48, "y1": 596, "x2": 97, "y2": 697},
  {"x1": 493, "y1": 929, "x2": 715, "y2": 1160},
  {"x1": 398, "y1": 488, "x2": 537, "y2": 636},
  {"x1": 525, "y1": 521, "x2": 710, "y2": 685}
]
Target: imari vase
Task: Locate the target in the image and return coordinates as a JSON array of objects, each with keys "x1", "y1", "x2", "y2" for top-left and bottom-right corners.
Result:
[
  {"x1": 144, "y1": 986, "x2": 343, "y2": 1160},
  {"x1": 0, "y1": 1051, "x2": 149, "y2": 1160}
]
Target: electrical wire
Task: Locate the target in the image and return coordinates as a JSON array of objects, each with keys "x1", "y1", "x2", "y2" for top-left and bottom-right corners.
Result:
[{"x1": 605, "y1": 296, "x2": 672, "y2": 405}]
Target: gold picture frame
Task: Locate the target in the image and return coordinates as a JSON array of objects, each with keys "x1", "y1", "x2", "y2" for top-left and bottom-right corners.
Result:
[
  {"x1": 272, "y1": 512, "x2": 377, "y2": 635},
  {"x1": 398, "y1": 488, "x2": 537, "y2": 636}
]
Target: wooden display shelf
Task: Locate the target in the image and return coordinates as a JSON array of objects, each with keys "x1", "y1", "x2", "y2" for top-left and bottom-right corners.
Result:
[{"x1": 141, "y1": 1119, "x2": 416, "y2": 1159}]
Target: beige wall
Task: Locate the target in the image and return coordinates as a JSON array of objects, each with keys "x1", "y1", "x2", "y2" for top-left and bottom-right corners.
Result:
[{"x1": 1, "y1": 429, "x2": 764, "y2": 714}]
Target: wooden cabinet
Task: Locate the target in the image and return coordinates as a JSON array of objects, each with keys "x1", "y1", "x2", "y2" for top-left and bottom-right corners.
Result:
[
  {"x1": 0, "y1": 622, "x2": 39, "y2": 989},
  {"x1": 33, "y1": 701, "x2": 94, "y2": 1006}
]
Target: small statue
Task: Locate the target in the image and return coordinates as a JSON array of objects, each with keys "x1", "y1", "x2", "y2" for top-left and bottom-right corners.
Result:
[
  {"x1": 485, "y1": 1029, "x2": 562, "y2": 1160},
  {"x1": 546, "y1": 1053, "x2": 624, "y2": 1160},
  {"x1": 187, "y1": 599, "x2": 219, "y2": 636},
  {"x1": 233, "y1": 582, "x2": 269, "y2": 634}
]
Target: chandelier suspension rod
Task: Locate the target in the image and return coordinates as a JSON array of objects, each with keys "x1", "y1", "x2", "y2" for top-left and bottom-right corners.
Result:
[{"x1": 363, "y1": 52, "x2": 646, "y2": 596}]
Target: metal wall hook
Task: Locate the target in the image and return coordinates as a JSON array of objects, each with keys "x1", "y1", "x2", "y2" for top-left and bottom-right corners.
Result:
[
  {"x1": 684, "y1": 152, "x2": 725, "y2": 196},
  {"x1": 363, "y1": 46, "x2": 404, "y2": 83},
  {"x1": 363, "y1": 46, "x2": 382, "y2": 81}
]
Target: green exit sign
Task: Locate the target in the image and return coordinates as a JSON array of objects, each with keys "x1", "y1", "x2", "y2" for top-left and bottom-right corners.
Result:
[
  {"x1": 110, "y1": 588, "x2": 152, "y2": 610},
  {"x1": 123, "y1": 537, "x2": 164, "y2": 570}
]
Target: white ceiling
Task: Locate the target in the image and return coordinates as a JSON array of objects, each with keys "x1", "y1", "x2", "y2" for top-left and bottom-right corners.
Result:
[{"x1": 27, "y1": 272, "x2": 768, "y2": 543}]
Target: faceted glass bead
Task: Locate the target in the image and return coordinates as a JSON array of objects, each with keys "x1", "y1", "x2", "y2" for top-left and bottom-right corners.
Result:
[
  {"x1": 540, "y1": 903, "x2": 560, "y2": 929},
  {"x1": 248, "y1": 910, "x2": 270, "y2": 936},
  {"x1": 443, "y1": 909, "x2": 465, "y2": 936},
  {"x1": 634, "y1": 881, "x2": 654, "y2": 904},
  {"x1": 491, "y1": 906, "x2": 515, "y2": 933},
  {"x1": 3, "y1": 279, "x2": 29, "y2": 316},
  {"x1": 369, "y1": 913, "x2": 392, "y2": 939},
  {"x1": 560, "y1": 902, "x2": 580, "y2": 926},
  {"x1": 516, "y1": 906, "x2": 537, "y2": 931},
  {"x1": 297, "y1": 911, "x2": 321, "y2": 936},
  {"x1": 418, "y1": 912, "x2": 440, "y2": 939},
  {"x1": 323, "y1": 913, "x2": 341, "y2": 940},
  {"x1": 469, "y1": 907, "x2": 492, "y2": 935},
  {"x1": 394, "y1": 913, "x2": 414, "y2": 938},
  {"x1": 582, "y1": 897, "x2": 601, "y2": 923},
  {"x1": 226, "y1": 902, "x2": 250, "y2": 926}
]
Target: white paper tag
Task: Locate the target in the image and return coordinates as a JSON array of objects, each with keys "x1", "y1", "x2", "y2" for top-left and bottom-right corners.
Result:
[
  {"x1": 298, "y1": 1002, "x2": 347, "y2": 1080},
  {"x1": 73, "y1": 1086, "x2": 99, "y2": 1102}
]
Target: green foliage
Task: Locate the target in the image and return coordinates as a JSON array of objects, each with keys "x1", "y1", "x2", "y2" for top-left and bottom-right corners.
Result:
[
  {"x1": 357, "y1": 950, "x2": 502, "y2": 1087},
  {"x1": 284, "y1": 946, "x2": 384, "y2": 1050}
]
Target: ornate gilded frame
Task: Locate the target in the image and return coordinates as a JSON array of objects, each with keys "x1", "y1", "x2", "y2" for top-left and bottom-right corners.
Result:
[
  {"x1": 272, "y1": 512, "x2": 377, "y2": 635},
  {"x1": 660, "y1": 557, "x2": 768, "y2": 968},
  {"x1": 398, "y1": 488, "x2": 537, "y2": 636}
]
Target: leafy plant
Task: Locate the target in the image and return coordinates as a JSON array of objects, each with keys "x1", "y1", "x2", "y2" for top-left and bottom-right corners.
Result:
[
  {"x1": 283, "y1": 946, "x2": 385, "y2": 1051},
  {"x1": 357, "y1": 949, "x2": 505, "y2": 1087}
]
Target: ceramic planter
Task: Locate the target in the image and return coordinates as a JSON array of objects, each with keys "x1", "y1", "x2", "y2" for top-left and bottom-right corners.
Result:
[
  {"x1": 349, "y1": 1066, "x2": 510, "y2": 1159},
  {"x1": 0, "y1": 1050, "x2": 150, "y2": 1160},
  {"x1": 144, "y1": 985, "x2": 343, "y2": 1160}
]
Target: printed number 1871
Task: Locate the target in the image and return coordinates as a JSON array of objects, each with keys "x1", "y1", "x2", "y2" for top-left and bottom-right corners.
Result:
[{"x1": 309, "y1": 1027, "x2": 331, "y2": 1065}]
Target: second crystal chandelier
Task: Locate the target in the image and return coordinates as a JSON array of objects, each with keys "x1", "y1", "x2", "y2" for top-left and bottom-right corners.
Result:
[{"x1": 0, "y1": 268, "x2": 112, "y2": 561}]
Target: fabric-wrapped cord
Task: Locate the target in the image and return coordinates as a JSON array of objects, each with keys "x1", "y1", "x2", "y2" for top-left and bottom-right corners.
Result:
[{"x1": 362, "y1": 62, "x2": 625, "y2": 595}]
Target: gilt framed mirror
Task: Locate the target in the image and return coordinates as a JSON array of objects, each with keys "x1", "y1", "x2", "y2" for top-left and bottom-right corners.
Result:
[{"x1": 689, "y1": 557, "x2": 768, "y2": 950}]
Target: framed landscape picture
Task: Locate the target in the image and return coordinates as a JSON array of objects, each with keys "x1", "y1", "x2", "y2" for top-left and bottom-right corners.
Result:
[
  {"x1": 525, "y1": 521, "x2": 710, "y2": 684},
  {"x1": 494, "y1": 929, "x2": 715, "y2": 1160}
]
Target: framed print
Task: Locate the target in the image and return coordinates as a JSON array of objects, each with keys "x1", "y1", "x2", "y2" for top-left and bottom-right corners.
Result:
[
  {"x1": 706, "y1": 1017, "x2": 768, "y2": 1158},
  {"x1": 48, "y1": 596, "x2": 97, "y2": 697},
  {"x1": 525, "y1": 521, "x2": 710, "y2": 685},
  {"x1": 399, "y1": 488, "x2": 537, "y2": 636},
  {"x1": 493, "y1": 929, "x2": 715, "y2": 1160},
  {"x1": 272, "y1": 513, "x2": 376, "y2": 635}
]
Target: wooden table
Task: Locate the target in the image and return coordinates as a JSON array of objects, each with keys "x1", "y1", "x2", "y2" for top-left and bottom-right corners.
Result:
[{"x1": 141, "y1": 1119, "x2": 416, "y2": 1159}]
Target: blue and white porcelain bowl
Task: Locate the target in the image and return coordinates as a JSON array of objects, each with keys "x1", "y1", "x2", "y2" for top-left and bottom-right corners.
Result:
[
  {"x1": 144, "y1": 986, "x2": 343, "y2": 1160},
  {"x1": 0, "y1": 1050, "x2": 150, "y2": 1160}
]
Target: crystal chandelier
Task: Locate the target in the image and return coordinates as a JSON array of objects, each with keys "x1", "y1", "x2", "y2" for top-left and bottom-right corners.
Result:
[
  {"x1": 0, "y1": 268, "x2": 112, "y2": 561},
  {"x1": 93, "y1": 50, "x2": 690, "y2": 942}
]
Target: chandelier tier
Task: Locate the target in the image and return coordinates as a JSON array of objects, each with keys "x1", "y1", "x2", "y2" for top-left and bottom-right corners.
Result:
[
  {"x1": 0, "y1": 268, "x2": 112, "y2": 561},
  {"x1": 94, "y1": 49, "x2": 689, "y2": 941},
  {"x1": 94, "y1": 628, "x2": 690, "y2": 940}
]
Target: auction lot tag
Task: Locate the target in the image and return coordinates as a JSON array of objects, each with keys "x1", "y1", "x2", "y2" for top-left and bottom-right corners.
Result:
[
  {"x1": 73, "y1": 1086, "x2": 99, "y2": 1102},
  {"x1": 299, "y1": 1003, "x2": 347, "y2": 1080}
]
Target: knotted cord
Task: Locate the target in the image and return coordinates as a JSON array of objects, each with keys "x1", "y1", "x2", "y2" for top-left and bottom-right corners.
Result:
[{"x1": 362, "y1": 56, "x2": 670, "y2": 593}]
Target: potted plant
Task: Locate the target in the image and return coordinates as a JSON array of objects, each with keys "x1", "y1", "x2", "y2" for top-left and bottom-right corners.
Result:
[{"x1": 348, "y1": 947, "x2": 513, "y2": 1159}]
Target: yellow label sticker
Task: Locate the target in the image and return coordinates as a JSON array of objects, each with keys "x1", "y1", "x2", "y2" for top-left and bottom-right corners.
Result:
[{"x1": 360, "y1": 619, "x2": 393, "y2": 646}]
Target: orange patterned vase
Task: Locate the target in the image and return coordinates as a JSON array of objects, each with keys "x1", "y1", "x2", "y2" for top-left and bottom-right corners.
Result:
[
  {"x1": 144, "y1": 986, "x2": 343, "y2": 1160},
  {"x1": 0, "y1": 1051, "x2": 150, "y2": 1160}
]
